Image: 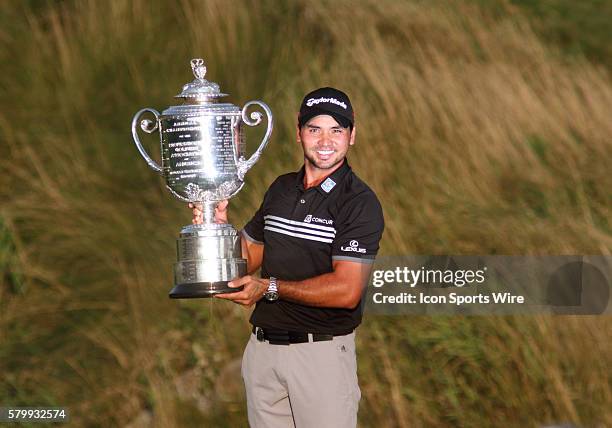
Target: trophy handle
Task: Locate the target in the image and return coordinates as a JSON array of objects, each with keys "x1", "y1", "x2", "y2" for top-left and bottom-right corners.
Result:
[
  {"x1": 236, "y1": 101, "x2": 273, "y2": 180},
  {"x1": 131, "y1": 108, "x2": 163, "y2": 174}
]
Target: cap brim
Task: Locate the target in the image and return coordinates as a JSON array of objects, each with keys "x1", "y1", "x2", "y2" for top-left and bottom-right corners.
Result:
[{"x1": 299, "y1": 107, "x2": 352, "y2": 129}]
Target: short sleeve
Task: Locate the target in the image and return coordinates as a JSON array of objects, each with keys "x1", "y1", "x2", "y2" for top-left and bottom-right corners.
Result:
[
  {"x1": 242, "y1": 200, "x2": 265, "y2": 244},
  {"x1": 332, "y1": 192, "x2": 384, "y2": 264}
]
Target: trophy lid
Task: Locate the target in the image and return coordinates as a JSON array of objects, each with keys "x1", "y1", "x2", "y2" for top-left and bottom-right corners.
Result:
[{"x1": 175, "y1": 58, "x2": 228, "y2": 102}]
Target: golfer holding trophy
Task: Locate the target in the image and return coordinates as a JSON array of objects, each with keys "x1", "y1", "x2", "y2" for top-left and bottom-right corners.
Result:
[{"x1": 131, "y1": 58, "x2": 273, "y2": 298}]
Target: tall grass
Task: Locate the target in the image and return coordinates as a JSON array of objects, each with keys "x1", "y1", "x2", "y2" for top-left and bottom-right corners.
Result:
[{"x1": 1, "y1": 0, "x2": 610, "y2": 426}]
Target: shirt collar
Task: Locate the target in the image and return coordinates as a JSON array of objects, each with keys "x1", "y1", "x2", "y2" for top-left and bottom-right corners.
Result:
[{"x1": 295, "y1": 159, "x2": 351, "y2": 195}]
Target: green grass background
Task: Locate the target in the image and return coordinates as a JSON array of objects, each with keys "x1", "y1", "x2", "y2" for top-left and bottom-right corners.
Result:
[{"x1": 1, "y1": 0, "x2": 610, "y2": 427}]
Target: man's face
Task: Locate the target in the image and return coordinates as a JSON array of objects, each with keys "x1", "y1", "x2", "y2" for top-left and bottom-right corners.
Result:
[{"x1": 297, "y1": 115, "x2": 355, "y2": 171}]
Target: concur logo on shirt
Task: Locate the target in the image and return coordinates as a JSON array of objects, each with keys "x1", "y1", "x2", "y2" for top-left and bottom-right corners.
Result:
[
  {"x1": 341, "y1": 240, "x2": 366, "y2": 253},
  {"x1": 304, "y1": 215, "x2": 334, "y2": 225}
]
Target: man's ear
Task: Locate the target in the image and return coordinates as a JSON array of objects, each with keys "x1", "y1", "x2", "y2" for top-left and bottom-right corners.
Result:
[
  {"x1": 296, "y1": 112, "x2": 302, "y2": 143},
  {"x1": 349, "y1": 125, "x2": 357, "y2": 146}
]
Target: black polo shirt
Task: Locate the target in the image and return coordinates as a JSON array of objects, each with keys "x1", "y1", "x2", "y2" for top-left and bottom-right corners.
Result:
[{"x1": 242, "y1": 159, "x2": 384, "y2": 334}]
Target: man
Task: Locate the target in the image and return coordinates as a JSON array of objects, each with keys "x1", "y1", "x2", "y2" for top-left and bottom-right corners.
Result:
[{"x1": 190, "y1": 87, "x2": 384, "y2": 427}]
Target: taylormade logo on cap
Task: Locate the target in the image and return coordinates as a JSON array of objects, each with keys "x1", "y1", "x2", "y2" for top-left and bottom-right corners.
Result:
[{"x1": 306, "y1": 97, "x2": 348, "y2": 110}]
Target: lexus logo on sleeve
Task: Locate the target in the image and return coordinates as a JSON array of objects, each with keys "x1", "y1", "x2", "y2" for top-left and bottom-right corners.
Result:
[{"x1": 341, "y1": 240, "x2": 366, "y2": 253}]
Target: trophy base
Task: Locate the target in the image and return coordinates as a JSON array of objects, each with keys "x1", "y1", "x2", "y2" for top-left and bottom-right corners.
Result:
[
  {"x1": 169, "y1": 281, "x2": 244, "y2": 299},
  {"x1": 170, "y1": 223, "x2": 247, "y2": 299}
]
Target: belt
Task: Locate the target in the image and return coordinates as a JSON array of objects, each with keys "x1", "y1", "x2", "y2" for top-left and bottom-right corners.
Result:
[{"x1": 252, "y1": 326, "x2": 352, "y2": 345}]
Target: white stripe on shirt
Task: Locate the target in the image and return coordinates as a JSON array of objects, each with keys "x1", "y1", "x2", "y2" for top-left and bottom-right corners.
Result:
[
  {"x1": 264, "y1": 220, "x2": 336, "y2": 238},
  {"x1": 264, "y1": 215, "x2": 336, "y2": 233},
  {"x1": 264, "y1": 226, "x2": 334, "y2": 243}
]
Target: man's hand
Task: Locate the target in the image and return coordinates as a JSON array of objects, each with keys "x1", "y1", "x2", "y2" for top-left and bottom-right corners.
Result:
[
  {"x1": 188, "y1": 200, "x2": 229, "y2": 224},
  {"x1": 215, "y1": 275, "x2": 269, "y2": 307}
]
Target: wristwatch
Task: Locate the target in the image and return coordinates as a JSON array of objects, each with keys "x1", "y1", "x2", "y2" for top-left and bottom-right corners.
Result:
[{"x1": 264, "y1": 277, "x2": 279, "y2": 301}]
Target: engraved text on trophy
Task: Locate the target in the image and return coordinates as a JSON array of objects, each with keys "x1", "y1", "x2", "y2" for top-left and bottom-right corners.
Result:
[{"x1": 162, "y1": 115, "x2": 239, "y2": 199}]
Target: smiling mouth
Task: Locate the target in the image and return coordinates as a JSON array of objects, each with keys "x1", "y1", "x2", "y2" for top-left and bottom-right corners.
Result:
[{"x1": 316, "y1": 150, "x2": 334, "y2": 155}]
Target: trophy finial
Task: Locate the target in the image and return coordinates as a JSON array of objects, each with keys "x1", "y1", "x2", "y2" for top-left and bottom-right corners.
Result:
[
  {"x1": 176, "y1": 58, "x2": 227, "y2": 100},
  {"x1": 191, "y1": 58, "x2": 206, "y2": 80}
]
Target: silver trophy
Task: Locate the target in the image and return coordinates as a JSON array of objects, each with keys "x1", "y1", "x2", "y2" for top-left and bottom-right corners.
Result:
[{"x1": 131, "y1": 58, "x2": 272, "y2": 298}]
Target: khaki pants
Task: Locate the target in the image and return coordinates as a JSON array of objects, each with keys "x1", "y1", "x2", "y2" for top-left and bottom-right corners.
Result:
[{"x1": 241, "y1": 330, "x2": 361, "y2": 428}]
